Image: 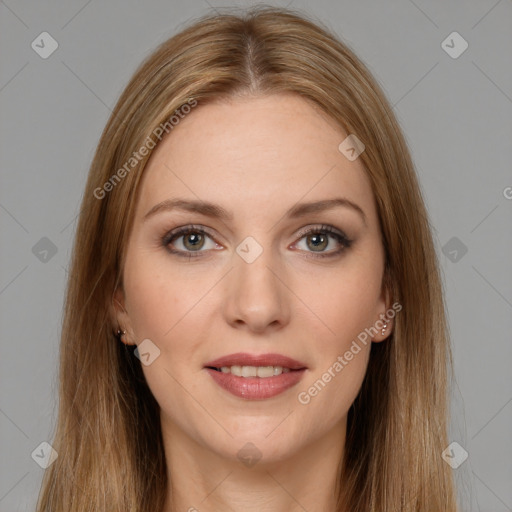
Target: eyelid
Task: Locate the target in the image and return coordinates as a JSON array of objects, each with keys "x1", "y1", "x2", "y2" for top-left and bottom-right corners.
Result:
[{"x1": 294, "y1": 224, "x2": 348, "y2": 241}]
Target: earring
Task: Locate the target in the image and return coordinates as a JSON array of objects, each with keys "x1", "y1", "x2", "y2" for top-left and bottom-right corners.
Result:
[
  {"x1": 116, "y1": 329, "x2": 126, "y2": 343},
  {"x1": 381, "y1": 322, "x2": 388, "y2": 336}
]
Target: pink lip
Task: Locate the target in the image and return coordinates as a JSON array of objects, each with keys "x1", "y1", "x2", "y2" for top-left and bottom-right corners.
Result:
[
  {"x1": 204, "y1": 352, "x2": 308, "y2": 400},
  {"x1": 204, "y1": 352, "x2": 307, "y2": 370}
]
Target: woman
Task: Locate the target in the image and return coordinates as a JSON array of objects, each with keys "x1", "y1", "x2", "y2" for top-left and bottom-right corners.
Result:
[{"x1": 36, "y1": 6, "x2": 458, "y2": 511}]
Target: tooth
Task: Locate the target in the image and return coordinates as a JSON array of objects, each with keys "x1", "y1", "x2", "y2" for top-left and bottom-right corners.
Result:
[
  {"x1": 231, "y1": 365, "x2": 242, "y2": 377},
  {"x1": 215, "y1": 365, "x2": 293, "y2": 377},
  {"x1": 241, "y1": 366, "x2": 257, "y2": 377},
  {"x1": 257, "y1": 366, "x2": 275, "y2": 378}
]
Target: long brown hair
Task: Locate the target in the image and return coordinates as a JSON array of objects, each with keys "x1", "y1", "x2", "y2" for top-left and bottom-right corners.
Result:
[{"x1": 36, "y1": 6, "x2": 457, "y2": 511}]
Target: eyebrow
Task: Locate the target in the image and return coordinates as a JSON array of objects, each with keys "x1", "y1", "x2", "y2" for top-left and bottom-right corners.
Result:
[{"x1": 143, "y1": 197, "x2": 367, "y2": 226}]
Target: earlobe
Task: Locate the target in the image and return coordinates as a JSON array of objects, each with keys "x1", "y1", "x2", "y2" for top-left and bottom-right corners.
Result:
[
  {"x1": 116, "y1": 328, "x2": 127, "y2": 344},
  {"x1": 110, "y1": 286, "x2": 136, "y2": 345},
  {"x1": 373, "y1": 278, "x2": 394, "y2": 342},
  {"x1": 372, "y1": 312, "x2": 393, "y2": 343}
]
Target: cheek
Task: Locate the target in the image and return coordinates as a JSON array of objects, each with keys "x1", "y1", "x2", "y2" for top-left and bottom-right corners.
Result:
[
  {"x1": 290, "y1": 255, "x2": 381, "y2": 412},
  {"x1": 122, "y1": 255, "x2": 209, "y2": 406},
  {"x1": 294, "y1": 257, "x2": 383, "y2": 348},
  {"x1": 123, "y1": 251, "x2": 202, "y2": 339},
  {"x1": 293, "y1": 276, "x2": 376, "y2": 427}
]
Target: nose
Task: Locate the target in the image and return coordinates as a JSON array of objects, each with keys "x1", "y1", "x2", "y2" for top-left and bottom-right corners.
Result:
[{"x1": 223, "y1": 247, "x2": 291, "y2": 334}]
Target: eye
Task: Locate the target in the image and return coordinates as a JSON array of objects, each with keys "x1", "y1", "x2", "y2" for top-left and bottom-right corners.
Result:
[
  {"x1": 162, "y1": 223, "x2": 352, "y2": 260},
  {"x1": 293, "y1": 224, "x2": 352, "y2": 259},
  {"x1": 162, "y1": 225, "x2": 220, "y2": 258}
]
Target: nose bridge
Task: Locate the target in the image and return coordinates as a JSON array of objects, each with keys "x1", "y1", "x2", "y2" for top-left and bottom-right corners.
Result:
[
  {"x1": 224, "y1": 236, "x2": 289, "y2": 331},
  {"x1": 235, "y1": 241, "x2": 276, "y2": 287}
]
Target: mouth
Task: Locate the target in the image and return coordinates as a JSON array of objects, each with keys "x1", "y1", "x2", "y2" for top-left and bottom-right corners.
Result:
[
  {"x1": 203, "y1": 353, "x2": 308, "y2": 400},
  {"x1": 205, "y1": 365, "x2": 301, "y2": 377},
  {"x1": 204, "y1": 352, "x2": 307, "y2": 372}
]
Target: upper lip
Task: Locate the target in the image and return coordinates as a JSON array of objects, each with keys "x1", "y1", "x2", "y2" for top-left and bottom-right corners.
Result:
[{"x1": 204, "y1": 352, "x2": 307, "y2": 370}]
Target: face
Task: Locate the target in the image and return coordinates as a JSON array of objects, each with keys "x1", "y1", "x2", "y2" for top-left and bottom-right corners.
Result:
[{"x1": 114, "y1": 93, "x2": 392, "y2": 465}]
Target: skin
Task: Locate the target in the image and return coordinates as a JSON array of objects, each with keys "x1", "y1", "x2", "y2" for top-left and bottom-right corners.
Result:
[{"x1": 113, "y1": 93, "x2": 393, "y2": 512}]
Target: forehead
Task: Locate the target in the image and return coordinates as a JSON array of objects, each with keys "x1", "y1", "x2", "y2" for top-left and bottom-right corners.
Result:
[{"x1": 136, "y1": 94, "x2": 378, "y2": 225}]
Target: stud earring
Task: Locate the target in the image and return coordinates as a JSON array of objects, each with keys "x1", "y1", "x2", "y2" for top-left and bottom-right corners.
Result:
[
  {"x1": 381, "y1": 322, "x2": 388, "y2": 336},
  {"x1": 116, "y1": 329, "x2": 126, "y2": 343}
]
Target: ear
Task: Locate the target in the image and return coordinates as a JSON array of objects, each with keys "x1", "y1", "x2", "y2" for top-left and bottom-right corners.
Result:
[
  {"x1": 110, "y1": 284, "x2": 137, "y2": 345},
  {"x1": 372, "y1": 273, "x2": 395, "y2": 343}
]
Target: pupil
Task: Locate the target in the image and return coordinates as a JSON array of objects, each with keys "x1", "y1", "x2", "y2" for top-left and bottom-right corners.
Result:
[{"x1": 184, "y1": 232, "x2": 203, "y2": 250}]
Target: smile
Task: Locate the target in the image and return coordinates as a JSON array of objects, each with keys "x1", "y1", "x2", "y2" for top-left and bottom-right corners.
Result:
[
  {"x1": 209, "y1": 365, "x2": 292, "y2": 377},
  {"x1": 204, "y1": 352, "x2": 308, "y2": 400}
]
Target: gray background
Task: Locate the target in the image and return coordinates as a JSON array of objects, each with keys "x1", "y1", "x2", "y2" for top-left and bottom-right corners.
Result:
[{"x1": 1, "y1": 0, "x2": 511, "y2": 510}]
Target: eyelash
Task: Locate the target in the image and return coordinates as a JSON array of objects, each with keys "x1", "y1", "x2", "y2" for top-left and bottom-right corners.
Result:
[{"x1": 162, "y1": 224, "x2": 352, "y2": 260}]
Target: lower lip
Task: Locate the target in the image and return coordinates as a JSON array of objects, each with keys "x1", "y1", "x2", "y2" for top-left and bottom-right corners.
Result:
[{"x1": 205, "y1": 368, "x2": 306, "y2": 400}]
